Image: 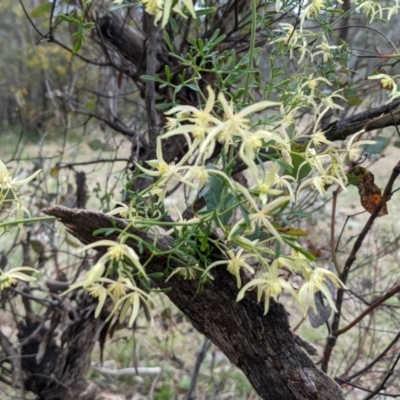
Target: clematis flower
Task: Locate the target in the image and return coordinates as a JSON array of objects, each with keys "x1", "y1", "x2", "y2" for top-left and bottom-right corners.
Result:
[
  {"x1": 135, "y1": 136, "x2": 195, "y2": 183},
  {"x1": 199, "y1": 93, "x2": 280, "y2": 155},
  {"x1": 229, "y1": 182, "x2": 290, "y2": 244},
  {"x1": 81, "y1": 240, "x2": 147, "y2": 277},
  {"x1": 111, "y1": 286, "x2": 155, "y2": 327},
  {"x1": 255, "y1": 163, "x2": 283, "y2": 205},
  {"x1": 164, "y1": 86, "x2": 219, "y2": 140},
  {"x1": 298, "y1": 266, "x2": 345, "y2": 316},
  {"x1": 87, "y1": 283, "x2": 109, "y2": 318},
  {"x1": 368, "y1": 73, "x2": 400, "y2": 102},
  {"x1": 203, "y1": 248, "x2": 255, "y2": 288},
  {"x1": 237, "y1": 260, "x2": 297, "y2": 314},
  {"x1": 300, "y1": 0, "x2": 326, "y2": 31},
  {"x1": 357, "y1": 0, "x2": 384, "y2": 22},
  {"x1": 274, "y1": 174, "x2": 296, "y2": 202},
  {"x1": 0, "y1": 160, "x2": 41, "y2": 200},
  {"x1": 345, "y1": 130, "x2": 376, "y2": 162},
  {"x1": 312, "y1": 38, "x2": 341, "y2": 63},
  {"x1": 0, "y1": 267, "x2": 37, "y2": 291}
]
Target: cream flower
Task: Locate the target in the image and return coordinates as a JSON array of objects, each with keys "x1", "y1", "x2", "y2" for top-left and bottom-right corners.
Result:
[
  {"x1": 237, "y1": 260, "x2": 297, "y2": 314},
  {"x1": 255, "y1": 163, "x2": 283, "y2": 205},
  {"x1": 203, "y1": 248, "x2": 255, "y2": 288},
  {"x1": 298, "y1": 266, "x2": 345, "y2": 316},
  {"x1": 0, "y1": 160, "x2": 41, "y2": 200},
  {"x1": 345, "y1": 131, "x2": 375, "y2": 162},
  {"x1": 300, "y1": 0, "x2": 326, "y2": 31},
  {"x1": 199, "y1": 93, "x2": 280, "y2": 155},
  {"x1": 0, "y1": 267, "x2": 37, "y2": 291},
  {"x1": 81, "y1": 240, "x2": 147, "y2": 277}
]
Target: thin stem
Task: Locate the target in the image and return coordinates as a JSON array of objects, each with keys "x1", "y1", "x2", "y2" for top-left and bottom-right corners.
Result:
[
  {"x1": 242, "y1": 0, "x2": 257, "y2": 104},
  {"x1": 333, "y1": 284, "x2": 400, "y2": 337},
  {"x1": 330, "y1": 188, "x2": 341, "y2": 275},
  {"x1": 0, "y1": 216, "x2": 56, "y2": 229},
  {"x1": 321, "y1": 160, "x2": 400, "y2": 373}
]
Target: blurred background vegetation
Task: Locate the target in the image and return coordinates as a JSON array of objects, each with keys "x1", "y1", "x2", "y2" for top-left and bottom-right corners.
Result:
[{"x1": 2, "y1": 0, "x2": 400, "y2": 399}]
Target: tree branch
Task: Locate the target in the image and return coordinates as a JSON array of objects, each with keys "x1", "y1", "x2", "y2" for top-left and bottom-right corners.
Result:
[{"x1": 43, "y1": 205, "x2": 344, "y2": 400}]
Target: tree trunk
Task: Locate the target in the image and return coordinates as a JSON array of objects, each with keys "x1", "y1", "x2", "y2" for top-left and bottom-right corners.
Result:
[{"x1": 43, "y1": 206, "x2": 344, "y2": 400}]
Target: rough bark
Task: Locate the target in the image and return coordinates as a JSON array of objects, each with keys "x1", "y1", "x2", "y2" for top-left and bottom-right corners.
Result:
[
  {"x1": 323, "y1": 98, "x2": 400, "y2": 141},
  {"x1": 43, "y1": 206, "x2": 344, "y2": 400}
]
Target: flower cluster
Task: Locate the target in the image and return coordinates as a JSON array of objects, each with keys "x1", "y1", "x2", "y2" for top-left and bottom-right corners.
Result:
[
  {"x1": 0, "y1": 159, "x2": 41, "y2": 292},
  {"x1": 66, "y1": 0, "x2": 398, "y2": 319},
  {"x1": 113, "y1": 0, "x2": 196, "y2": 27},
  {"x1": 91, "y1": 85, "x2": 373, "y2": 317},
  {"x1": 63, "y1": 240, "x2": 152, "y2": 326}
]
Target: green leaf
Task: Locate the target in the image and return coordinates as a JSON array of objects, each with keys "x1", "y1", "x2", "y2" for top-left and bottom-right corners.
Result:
[
  {"x1": 203, "y1": 169, "x2": 225, "y2": 210},
  {"x1": 346, "y1": 166, "x2": 366, "y2": 186},
  {"x1": 58, "y1": 14, "x2": 79, "y2": 23},
  {"x1": 163, "y1": 31, "x2": 174, "y2": 52},
  {"x1": 31, "y1": 240, "x2": 45, "y2": 254},
  {"x1": 73, "y1": 36, "x2": 83, "y2": 54},
  {"x1": 362, "y1": 136, "x2": 390, "y2": 155},
  {"x1": 93, "y1": 228, "x2": 115, "y2": 236},
  {"x1": 273, "y1": 224, "x2": 308, "y2": 237},
  {"x1": 88, "y1": 139, "x2": 114, "y2": 151},
  {"x1": 195, "y1": 7, "x2": 217, "y2": 16},
  {"x1": 156, "y1": 102, "x2": 177, "y2": 110},
  {"x1": 83, "y1": 22, "x2": 95, "y2": 29},
  {"x1": 285, "y1": 153, "x2": 311, "y2": 180},
  {"x1": 29, "y1": 2, "x2": 53, "y2": 18},
  {"x1": 141, "y1": 74, "x2": 164, "y2": 83},
  {"x1": 286, "y1": 240, "x2": 316, "y2": 262}
]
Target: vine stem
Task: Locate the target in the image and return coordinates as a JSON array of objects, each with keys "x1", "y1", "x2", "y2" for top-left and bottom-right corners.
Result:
[
  {"x1": 242, "y1": 0, "x2": 257, "y2": 104},
  {"x1": 0, "y1": 216, "x2": 56, "y2": 229}
]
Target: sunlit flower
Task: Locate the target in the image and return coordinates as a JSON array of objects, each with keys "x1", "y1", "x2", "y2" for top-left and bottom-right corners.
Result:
[
  {"x1": 301, "y1": 75, "x2": 332, "y2": 108},
  {"x1": 328, "y1": 152, "x2": 347, "y2": 184},
  {"x1": 271, "y1": 23, "x2": 299, "y2": 47},
  {"x1": 297, "y1": 152, "x2": 346, "y2": 196},
  {"x1": 84, "y1": 263, "x2": 106, "y2": 288},
  {"x1": 163, "y1": 86, "x2": 219, "y2": 147},
  {"x1": 319, "y1": 91, "x2": 346, "y2": 112},
  {"x1": 166, "y1": 266, "x2": 198, "y2": 281},
  {"x1": 309, "y1": 131, "x2": 331, "y2": 148},
  {"x1": 179, "y1": 165, "x2": 211, "y2": 191},
  {"x1": 357, "y1": 0, "x2": 383, "y2": 22},
  {"x1": 107, "y1": 201, "x2": 137, "y2": 219},
  {"x1": 277, "y1": 255, "x2": 309, "y2": 273},
  {"x1": 386, "y1": 5, "x2": 399, "y2": 20},
  {"x1": 141, "y1": 0, "x2": 164, "y2": 23},
  {"x1": 107, "y1": 276, "x2": 129, "y2": 300},
  {"x1": 280, "y1": 105, "x2": 298, "y2": 126}
]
